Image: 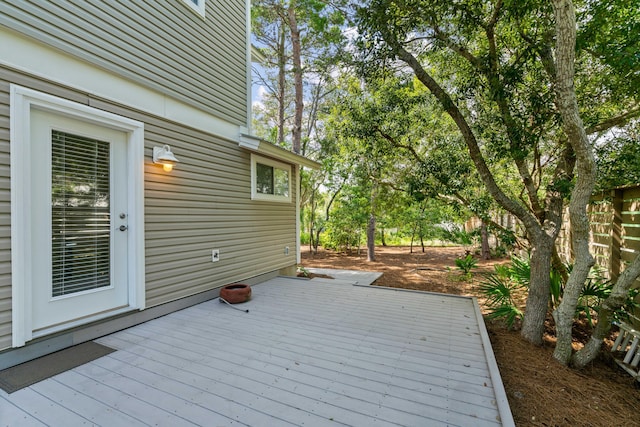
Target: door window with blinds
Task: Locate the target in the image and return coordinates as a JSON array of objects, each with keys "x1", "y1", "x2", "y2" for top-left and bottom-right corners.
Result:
[
  {"x1": 51, "y1": 130, "x2": 111, "y2": 297},
  {"x1": 11, "y1": 85, "x2": 145, "y2": 346}
]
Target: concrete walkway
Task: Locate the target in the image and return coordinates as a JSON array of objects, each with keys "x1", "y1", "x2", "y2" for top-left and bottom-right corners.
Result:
[{"x1": 305, "y1": 267, "x2": 383, "y2": 285}]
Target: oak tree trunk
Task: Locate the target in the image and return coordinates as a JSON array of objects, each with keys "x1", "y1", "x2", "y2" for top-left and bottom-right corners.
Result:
[
  {"x1": 481, "y1": 221, "x2": 490, "y2": 260},
  {"x1": 550, "y1": 0, "x2": 598, "y2": 365},
  {"x1": 572, "y1": 253, "x2": 640, "y2": 367},
  {"x1": 521, "y1": 233, "x2": 555, "y2": 344},
  {"x1": 367, "y1": 185, "x2": 377, "y2": 262}
]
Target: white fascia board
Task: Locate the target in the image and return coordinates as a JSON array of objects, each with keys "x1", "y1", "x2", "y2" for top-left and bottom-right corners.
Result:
[
  {"x1": 0, "y1": 27, "x2": 239, "y2": 142},
  {"x1": 239, "y1": 133, "x2": 321, "y2": 169},
  {"x1": 251, "y1": 45, "x2": 267, "y2": 64}
]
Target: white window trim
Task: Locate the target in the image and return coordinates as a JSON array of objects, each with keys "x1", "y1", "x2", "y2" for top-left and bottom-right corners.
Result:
[
  {"x1": 182, "y1": 0, "x2": 206, "y2": 17},
  {"x1": 10, "y1": 85, "x2": 146, "y2": 347},
  {"x1": 251, "y1": 154, "x2": 292, "y2": 203}
]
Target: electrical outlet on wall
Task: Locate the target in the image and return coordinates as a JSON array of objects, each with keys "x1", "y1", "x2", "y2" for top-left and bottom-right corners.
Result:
[
  {"x1": 285, "y1": 246, "x2": 289, "y2": 255},
  {"x1": 212, "y1": 249, "x2": 220, "y2": 262}
]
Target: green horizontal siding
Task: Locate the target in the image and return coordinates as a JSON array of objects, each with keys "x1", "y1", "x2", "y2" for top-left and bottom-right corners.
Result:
[
  {"x1": 0, "y1": 68, "x2": 296, "y2": 351},
  {"x1": 0, "y1": 0, "x2": 248, "y2": 125}
]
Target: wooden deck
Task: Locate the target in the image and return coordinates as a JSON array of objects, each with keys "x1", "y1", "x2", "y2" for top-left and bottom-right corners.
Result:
[{"x1": 1, "y1": 275, "x2": 514, "y2": 426}]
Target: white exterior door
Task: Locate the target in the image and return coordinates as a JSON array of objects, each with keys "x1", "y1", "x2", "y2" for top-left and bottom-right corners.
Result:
[{"x1": 30, "y1": 109, "x2": 130, "y2": 332}]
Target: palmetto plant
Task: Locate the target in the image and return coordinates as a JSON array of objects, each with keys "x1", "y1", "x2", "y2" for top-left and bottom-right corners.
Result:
[
  {"x1": 455, "y1": 254, "x2": 478, "y2": 277},
  {"x1": 478, "y1": 266, "x2": 525, "y2": 329},
  {"x1": 577, "y1": 274, "x2": 611, "y2": 327},
  {"x1": 507, "y1": 255, "x2": 531, "y2": 287},
  {"x1": 576, "y1": 267, "x2": 640, "y2": 327},
  {"x1": 480, "y1": 255, "x2": 639, "y2": 329}
]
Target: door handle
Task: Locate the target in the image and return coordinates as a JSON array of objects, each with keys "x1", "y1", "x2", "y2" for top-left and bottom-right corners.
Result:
[{"x1": 119, "y1": 225, "x2": 128, "y2": 231}]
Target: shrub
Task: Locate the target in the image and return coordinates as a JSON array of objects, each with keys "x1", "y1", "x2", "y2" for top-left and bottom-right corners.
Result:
[
  {"x1": 299, "y1": 231, "x2": 311, "y2": 245},
  {"x1": 480, "y1": 255, "x2": 640, "y2": 329},
  {"x1": 478, "y1": 265, "x2": 525, "y2": 329},
  {"x1": 455, "y1": 254, "x2": 478, "y2": 277}
]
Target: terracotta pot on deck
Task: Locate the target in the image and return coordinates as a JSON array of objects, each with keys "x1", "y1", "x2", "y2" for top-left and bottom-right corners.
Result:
[{"x1": 220, "y1": 284, "x2": 251, "y2": 304}]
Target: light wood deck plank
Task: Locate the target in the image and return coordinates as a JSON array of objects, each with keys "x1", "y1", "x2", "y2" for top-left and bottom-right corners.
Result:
[
  {"x1": 0, "y1": 391, "x2": 49, "y2": 427},
  {"x1": 135, "y1": 315, "x2": 497, "y2": 403},
  {"x1": 1, "y1": 276, "x2": 512, "y2": 426},
  {"x1": 1, "y1": 387, "x2": 89, "y2": 426},
  {"x1": 144, "y1": 313, "x2": 491, "y2": 382},
  {"x1": 176, "y1": 304, "x2": 489, "y2": 364},
  {"x1": 88, "y1": 354, "x2": 283, "y2": 426},
  {"x1": 27, "y1": 379, "x2": 149, "y2": 426},
  {"x1": 100, "y1": 331, "x2": 401, "y2": 426},
  {"x1": 107, "y1": 326, "x2": 489, "y2": 425},
  {"x1": 67, "y1": 363, "x2": 237, "y2": 426}
]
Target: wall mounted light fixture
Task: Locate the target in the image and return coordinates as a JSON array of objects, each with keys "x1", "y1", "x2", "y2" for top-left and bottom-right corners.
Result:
[{"x1": 153, "y1": 145, "x2": 179, "y2": 172}]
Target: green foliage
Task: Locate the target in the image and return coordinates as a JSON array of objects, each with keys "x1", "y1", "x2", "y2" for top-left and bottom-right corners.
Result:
[
  {"x1": 478, "y1": 266, "x2": 525, "y2": 329},
  {"x1": 441, "y1": 228, "x2": 474, "y2": 247},
  {"x1": 615, "y1": 288, "x2": 640, "y2": 324},
  {"x1": 353, "y1": 1, "x2": 640, "y2": 346},
  {"x1": 575, "y1": 267, "x2": 640, "y2": 327},
  {"x1": 487, "y1": 223, "x2": 517, "y2": 258},
  {"x1": 594, "y1": 133, "x2": 640, "y2": 191},
  {"x1": 577, "y1": 0, "x2": 640, "y2": 100},
  {"x1": 296, "y1": 265, "x2": 310, "y2": 277},
  {"x1": 322, "y1": 186, "x2": 369, "y2": 252},
  {"x1": 478, "y1": 255, "x2": 544, "y2": 329},
  {"x1": 482, "y1": 254, "x2": 640, "y2": 328},
  {"x1": 455, "y1": 254, "x2": 478, "y2": 276},
  {"x1": 507, "y1": 255, "x2": 531, "y2": 288},
  {"x1": 323, "y1": 215, "x2": 362, "y2": 252},
  {"x1": 491, "y1": 245, "x2": 508, "y2": 259},
  {"x1": 486, "y1": 304, "x2": 525, "y2": 330},
  {"x1": 549, "y1": 267, "x2": 564, "y2": 311},
  {"x1": 499, "y1": 253, "x2": 563, "y2": 311},
  {"x1": 576, "y1": 268, "x2": 611, "y2": 327},
  {"x1": 299, "y1": 231, "x2": 311, "y2": 245}
]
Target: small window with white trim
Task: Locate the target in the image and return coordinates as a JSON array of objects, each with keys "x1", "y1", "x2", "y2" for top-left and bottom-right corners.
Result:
[
  {"x1": 182, "y1": 0, "x2": 205, "y2": 17},
  {"x1": 251, "y1": 155, "x2": 291, "y2": 202}
]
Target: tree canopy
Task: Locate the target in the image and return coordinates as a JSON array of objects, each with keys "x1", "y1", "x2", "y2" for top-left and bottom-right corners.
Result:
[{"x1": 252, "y1": 0, "x2": 640, "y2": 368}]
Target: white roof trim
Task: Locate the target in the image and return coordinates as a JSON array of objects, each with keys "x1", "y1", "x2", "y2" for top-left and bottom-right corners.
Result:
[
  {"x1": 251, "y1": 45, "x2": 267, "y2": 64},
  {"x1": 239, "y1": 133, "x2": 321, "y2": 169}
]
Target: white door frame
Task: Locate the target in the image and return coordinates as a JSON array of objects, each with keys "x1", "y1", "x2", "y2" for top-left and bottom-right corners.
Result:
[{"x1": 10, "y1": 85, "x2": 146, "y2": 347}]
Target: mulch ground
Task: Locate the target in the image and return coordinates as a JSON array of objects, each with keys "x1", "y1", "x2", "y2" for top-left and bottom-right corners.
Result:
[{"x1": 300, "y1": 245, "x2": 640, "y2": 427}]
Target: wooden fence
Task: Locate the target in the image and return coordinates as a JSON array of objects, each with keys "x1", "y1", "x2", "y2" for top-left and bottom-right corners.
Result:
[{"x1": 557, "y1": 184, "x2": 640, "y2": 287}]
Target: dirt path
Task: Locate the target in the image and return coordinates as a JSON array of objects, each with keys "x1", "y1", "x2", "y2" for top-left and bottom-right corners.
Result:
[{"x1": 300, "y1": 245, "x2": 640, "y2": 427}]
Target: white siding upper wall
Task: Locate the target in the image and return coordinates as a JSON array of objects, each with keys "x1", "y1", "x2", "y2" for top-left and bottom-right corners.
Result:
[
  {"x1": 0, "y1": 68, "x2": 298, "y2": 351},
  {"x1": 0, "y1": 0, "x2": 248, "y2": 126}
]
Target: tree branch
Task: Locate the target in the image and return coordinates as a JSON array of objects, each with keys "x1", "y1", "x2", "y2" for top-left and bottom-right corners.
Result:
[
  {"x1": 486, "y1": 0, "x2": 503, "y2": 30},
  {"x1": 444, "y1": 191, "x2": 527, "y2": 249},
  {"x1": 432, "y1": 27, "x2": 481, "y2": 67},
  {"x1": 484, "y1": 7, "x2": 545, "y2": 220},
  {"x1": 374, "y1": 127, "x2": 425, "y2": 164},
  {"x1": 390, "y1": 41, "x2": 538, "y2": 230},
  {"x1": 586, "y1": 106, "x2": 640, "y2": 134}
]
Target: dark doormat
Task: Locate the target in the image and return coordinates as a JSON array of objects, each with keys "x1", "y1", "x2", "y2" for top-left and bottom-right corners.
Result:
[{"x1": 0, "y1": 341, "x2": 116, "y2": 394}]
